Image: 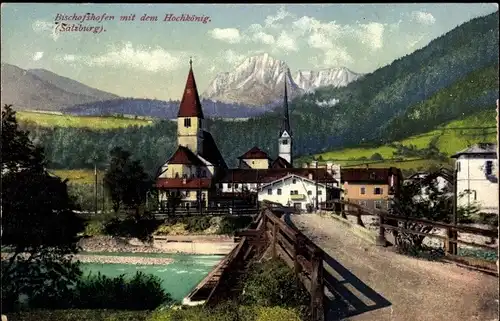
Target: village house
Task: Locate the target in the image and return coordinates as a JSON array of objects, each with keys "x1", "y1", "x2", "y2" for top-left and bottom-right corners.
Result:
[
  {"x1": 340, "y1": 167, "x2": 403, "y2": 211},
  {"x1": 155, "y1": 61, "x2": 341, "y2": 210},
  {"x1": 451, "y1": 143, "x2": 498, "y2": 214}
]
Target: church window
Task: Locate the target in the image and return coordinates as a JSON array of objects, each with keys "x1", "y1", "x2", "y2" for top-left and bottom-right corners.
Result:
[
  {"x1": 201, "y1": 170, "x2": 207, "y2": 178},
  {"x1": 184, "y1": 118, "x2": 191, "y2": 128},
  {"x1": 282, "y1": 139, "x2": 288, "y2": 145},
  {"x1": 175, "y1": 172, "x2": 179, "y2": 178}
]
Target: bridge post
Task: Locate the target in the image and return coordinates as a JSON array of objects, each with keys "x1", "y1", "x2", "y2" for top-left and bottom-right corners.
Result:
[
  {"x1": 271, "y1": 222, "x2": 279, "y2": 259},
  {"x1": 310, "y1": 248, "x2": 325, "y2": 321},
  {"x1": 445, "y1": 227, "x2": 458, "y2": 255},
  {"x1": 294, "y1": 234, "x2": 305, "y2": 275},
  {"x1": 376, "y1": 213, "x2": 387, "y2": 246},
  {"x1": 356, "y1": 208, "x2": 365, "y2": 227}
]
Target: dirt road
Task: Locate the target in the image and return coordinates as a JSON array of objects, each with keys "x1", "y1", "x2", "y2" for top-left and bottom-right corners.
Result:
[{"x1": 290, "y1": 214, "x2": 499, "y2": 321}]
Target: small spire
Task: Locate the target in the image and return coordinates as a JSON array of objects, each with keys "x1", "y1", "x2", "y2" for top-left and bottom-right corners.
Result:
[{"x1": 189, "y1": 57, "x2": 193, "y2": 68}]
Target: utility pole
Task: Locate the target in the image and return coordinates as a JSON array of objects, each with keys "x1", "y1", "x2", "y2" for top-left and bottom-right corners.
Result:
[
  {"x1": 94, "y1": 162, "x2": 98, "y2": 217},
  {"x1": 315, "y1": 159, "x2": 319, "y2": 211}
]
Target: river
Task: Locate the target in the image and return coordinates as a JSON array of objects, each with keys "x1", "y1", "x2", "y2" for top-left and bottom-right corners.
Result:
[{"x1": 80, "y1": 252, "x2": 224, "y2": 301}]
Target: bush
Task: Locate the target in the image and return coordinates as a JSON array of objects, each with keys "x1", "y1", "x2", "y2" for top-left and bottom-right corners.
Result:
[
  {"x1": 148, "y1": 303, "x2": 302, "y2": 321},
  {"x1": 7, "y1": 309, "x2": 150, "y2": 321},
  {"x1": 74, "y1": 271, "x2": 171, "y2": 310},
  {"x1": 104, "y1": 218, "x2": 163, "y2": 240},
  {"x1": 370, "y1": 153, "x2": 384, "y2": 161},
  {"x1": 217, "y1": 216, "x2": 253, "y2": 235},
  {"x1": 240, "y1": 259, "x2": 309, "y2": 313},
  {"x1": 84, "y1": 220, "x2": 106, "y2": 236}
]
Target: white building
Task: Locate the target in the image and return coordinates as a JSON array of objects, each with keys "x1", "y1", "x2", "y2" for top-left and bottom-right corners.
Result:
[
  {"x1": 257, "y1": 173, "x2": 341, "y2": 211},
  {"x1": 451, "y1": 143, "x2": 498, "y2": 214}
]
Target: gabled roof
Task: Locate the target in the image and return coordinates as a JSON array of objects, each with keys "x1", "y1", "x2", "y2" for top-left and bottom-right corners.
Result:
[
  {"x1": 178, "y1": 60, "x2": 204, "y2": 118},
  {"x1": 168, "y1": 145, "x2": 205, "y2": 166},
  {"x1": 450, "y1": 143, "x2": 497, "y2": 158},
  {"x1": 156, "y1": 178, "x2": 212, "y2": 189},
  {"x1": 341, "y1": 167, "x2": 402, "y2": 184},
  {"x1": 218, "y1": 168, "x2": 337, "y2": 184},
  {"x1": 200, "y1": 131, "x2": 227, "y2": 169},
  {"x1": 271, "y1": 156, "x2": 293, "y2": 169},
  {"x1": 238, "y1": 146, "x2": 270, "y2": 160},
  {"x1": 258, "y1": 173, "x2": 337, "y2": 190}
]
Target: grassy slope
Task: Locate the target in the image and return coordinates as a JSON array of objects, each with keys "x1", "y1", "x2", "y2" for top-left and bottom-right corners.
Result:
[
  {"x1": 306, "y1": 109, "x2": 496, "y2": 169},
  {"x1": 17, "y1": 111, "x2": 153, "y2": 129},
  {"x1": 51, "y1": 169, "x2": 104, "y2": 184}
]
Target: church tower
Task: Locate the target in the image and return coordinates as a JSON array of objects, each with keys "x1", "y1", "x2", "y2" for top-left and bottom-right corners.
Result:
[
  {"x1": 177, "y1": 58, "x2": 204, "y2": 155},
  {"x1": 278, "y1": 77, "x2": 293, "y2": 165}
]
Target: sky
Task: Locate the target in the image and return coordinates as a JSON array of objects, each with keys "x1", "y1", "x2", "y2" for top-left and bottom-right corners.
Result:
[{"x1": 1, "y1": 3, "x2": 498, "y2": 101}]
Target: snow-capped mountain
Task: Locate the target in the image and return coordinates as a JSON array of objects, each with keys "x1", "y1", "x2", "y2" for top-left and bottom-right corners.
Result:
[
  {"x1": 202, "y1": 53, "x2": 363, "y2": 106},
  {"x1": 293, "y1": 67, "x2": 363, "y2": 93},
  {"x1": 203, "y1": 53, "x2": 303, "y2": 106}
]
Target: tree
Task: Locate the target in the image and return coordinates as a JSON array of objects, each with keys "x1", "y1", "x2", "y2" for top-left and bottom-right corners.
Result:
[
  {"x1": 390, "y1": 169, "x2": 478, "y2": 252},
  {"x1": 103, "y1": 147, "x2": 152, "y2": 221},
  {"x1": 1, "y1": 105, "x2": 85, "y2": 311},
  {"x1": 370, "y1": 153, "x2": 384, "y2": 161}
]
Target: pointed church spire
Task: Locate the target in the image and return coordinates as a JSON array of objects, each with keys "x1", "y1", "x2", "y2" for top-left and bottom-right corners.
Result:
[
  {"x1": 177, "y1": 58, "x2": 204, "y2": 118},
  {"x1": 280, "y1": 76, "x2": 291, "y2": 136}
]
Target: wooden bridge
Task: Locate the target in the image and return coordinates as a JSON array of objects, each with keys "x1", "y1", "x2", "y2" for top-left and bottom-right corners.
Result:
[{"x1": 183, "y1": 200, "x2": 498, "y2": 321}]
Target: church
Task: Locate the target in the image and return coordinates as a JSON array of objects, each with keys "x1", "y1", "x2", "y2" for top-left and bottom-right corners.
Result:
[{"x1": 156, "y1": 60, "x2": 340, "y2": 210}]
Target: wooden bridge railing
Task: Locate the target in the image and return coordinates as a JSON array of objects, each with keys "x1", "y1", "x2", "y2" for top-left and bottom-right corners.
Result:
[{"x1": 322, "y1": 200, "x2": 498, "y2": 257}]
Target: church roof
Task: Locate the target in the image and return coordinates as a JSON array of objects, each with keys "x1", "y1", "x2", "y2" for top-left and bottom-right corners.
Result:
[
  {"x1": 168, "y1": 145, "x2": 205, "y2": 166},
  {"x1": 178, "y1": 60, "x2": 204, "y2": 118},
  {"x1": 200, "y1": 131, "x2": 228, "y2": 169},
  {"x1": 156, "y1": 178, "x2": 212, "y2": 189},
  {"x1": 270, "y1": 156, "x2": 293, "y2": 169},
  {"x1": 238, "y1": 146, "x2": 270, "y2": 160},
  {"x1": 279, "y1": 76, "x2": 292, "y2": 137}
]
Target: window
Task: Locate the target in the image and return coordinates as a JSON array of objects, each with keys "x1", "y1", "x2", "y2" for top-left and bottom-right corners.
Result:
[
  {"x1": 359, "y1": 200, "x2": 367, "y2": 206},
  {"x1": 201, "y1": 170, "x2": 207, "y2": 178},
  {"x1": 252, "y1": 161, "x2": 255, "y2": 164},
  {"x1": 360, "y1": 187, "x2": 366, "y2": 195},
  {"x1": 318, "y1": 190, "x2": 322, "y2": 196},
  {"x1": 228, "y1": 183, "x2": 232, "y2": 188},
  {"x1": 374, "y1": 201, "x2": 382, "y2": 209},
  {"x1": 456, "y1": 161, "x2": 461, "y2": 172},
  {"x1": 486, "y1": 161, "x2": 493, "y2": 175},
  {"x1": 277, "y1": 189, "x2": 282, "y2": 195},
  {"x1": 282, "y1": 139, "x2": 288, "y2": 145},
  {"x1": 374, "y1": 187, "x2": 383, "y2": 195},
  {"x1": 184, "y1": 118, "x2": 191, "y2": 128},
  {"x1": 234, "y1": 183, "x2": 239, "y2": 189},
  {"x1": 175, "y1": 172, "x2": 179, "y2": 178},
  {"x1": 268, "y1": 189, "x2": 272, "y2": 195},
  {"x1": 290, "y1": 190, "x2": 299, "y2": 195},
  {"x1": 292, "y1": 179, "x2": 297, "y2": 184},
  {"x1": 182, "y1": 174, "x2": 187, "y2": 179},
  {"x1": 307, "y1": 190, "x2": 312, "y2": 195}
]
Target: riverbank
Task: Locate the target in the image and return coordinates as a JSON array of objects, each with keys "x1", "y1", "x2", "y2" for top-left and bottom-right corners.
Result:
[
  {"x1": 75, "y1": 254, "x2": 174, "y2": 265},
  {"x1": 78, "y1": 235, "x2": 237, "y2": 255}
]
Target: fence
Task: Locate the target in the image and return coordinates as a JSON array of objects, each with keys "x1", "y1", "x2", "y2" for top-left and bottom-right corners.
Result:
[
  {"x1": 76, "y1": 206, "x2": 260, "y2": 219},
  {"x1": 321, "y1": 200, "x2": 498, "y2": 258}
]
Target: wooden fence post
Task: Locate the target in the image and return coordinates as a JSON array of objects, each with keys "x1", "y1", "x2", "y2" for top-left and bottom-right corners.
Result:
[
  {"x1": 376, "y1": 213, "x2": 387, "y2": 246},
  {"x1": 356, "y1": 208, "x2": 365, "y2": 228},
  {"x1": 310, "y1": 248, "x2": 325, "y2": 321},
  {"x1": 341, "y1": 203, "x2": 347, "y2": 219},
  {"x1": 294, "y1": 234, "x2": 305, "y2": 276},
  {"x1": 271, "y1": 222, "x2": 278, "y2": 258},
  {"x1": 445, "y1": 227, "x2": 458, "y2": 255}
]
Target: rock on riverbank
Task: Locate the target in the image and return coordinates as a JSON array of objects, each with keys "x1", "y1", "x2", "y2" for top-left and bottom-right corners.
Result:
[
  {"x1": 78, "y1": 236, "x2": 163, "y2": 253},
  {"x1": 75, "y1": 254, "x2": 173, "y2": 265}
]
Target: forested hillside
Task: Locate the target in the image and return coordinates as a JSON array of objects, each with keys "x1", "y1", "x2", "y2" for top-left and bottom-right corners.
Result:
[{"x1": 12, "y1": 11, "x2": 500, "y2": 174}]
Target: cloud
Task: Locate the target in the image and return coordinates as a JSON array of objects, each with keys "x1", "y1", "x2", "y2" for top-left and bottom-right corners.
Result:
[
  {"x1": 355, "y1": 22, "x2": 385, "y2": 51},
  {"x1": 265, "y1": 6, "x2": 293, "y2": 28},
  {"x1": 56, "y1": 42, "x2": 188, "y2": 72},
  {"x1": 32, "y1": 19, "x2": 59, "y2": 41},
  {"x1": 208, "y1": 28, "x2": 242, "y2": 44},
  {"x1": 275, "y1": 31, "x2": 298, "y2": 52},
  {"x1": 411, "y1": 11, "x2": 436, "y2": 25},
  {"x1": 32, "y1": 52, "x2": 44, "y2": 61},
  {"x1": 222, "y1": 49, "x2": 246, "y2": 66},
  {"x1": 323, "y1": 48, "x2": 354, "y2": 66}
]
